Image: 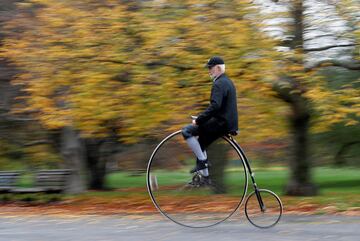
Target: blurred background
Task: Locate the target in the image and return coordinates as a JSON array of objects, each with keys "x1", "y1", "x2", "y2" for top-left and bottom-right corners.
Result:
[{"x1": 0, "y1": 0, "x2": 359, "y2": 213}]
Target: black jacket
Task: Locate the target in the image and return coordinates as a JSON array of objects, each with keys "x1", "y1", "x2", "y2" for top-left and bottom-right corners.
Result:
[{"x1": 196, "y1": 74, "x2": 238, "y2": 132}]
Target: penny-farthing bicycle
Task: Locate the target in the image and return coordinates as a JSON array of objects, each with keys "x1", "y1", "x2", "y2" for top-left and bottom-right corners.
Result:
[{"x1": 146, "y1": 127, "x2": 283, "y2": 228}]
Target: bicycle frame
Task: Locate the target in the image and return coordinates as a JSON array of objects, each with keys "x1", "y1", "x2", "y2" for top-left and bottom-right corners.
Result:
[{"x1": 228, "y1": 135, "x2": 266, "y2": 212}]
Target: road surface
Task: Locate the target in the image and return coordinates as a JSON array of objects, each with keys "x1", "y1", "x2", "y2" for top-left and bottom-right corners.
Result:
[{"x1": 0, "y1": 214, "x2": 359, "y2": 241}]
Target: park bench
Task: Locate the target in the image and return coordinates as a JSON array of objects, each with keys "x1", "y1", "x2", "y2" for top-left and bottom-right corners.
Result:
[
  {"x1": 0, "y1": 171, "x2": 21, "y2": 193},
  {"x1": 12, "y1": 169, "x2": 72, "y2": 194}
]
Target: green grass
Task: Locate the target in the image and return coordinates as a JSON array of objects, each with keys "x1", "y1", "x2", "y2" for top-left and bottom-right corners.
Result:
[
  {"x1": 102, "y1": 166, "x2": 360, "y2": 212},
  {"x1": 3, "y1": 166, "x2": 357, "y2": 213},
  {"x1": 313, "y1": 167, "x2": 360, "y2": 194},
  {"x1": 106, "y1": 171, "x2": 147, "y2": 189},
  {"x1": 105, "y1": 166, "x2": 360, "y2": 196},
  {"x1": 15, "y1": 166, "x2": 359, "y2": 196}
]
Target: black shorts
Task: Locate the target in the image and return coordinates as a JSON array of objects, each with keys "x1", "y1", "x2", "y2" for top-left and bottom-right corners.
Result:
[{"x1": 182, "y1": 118, "x2": 228, "y2": 151}]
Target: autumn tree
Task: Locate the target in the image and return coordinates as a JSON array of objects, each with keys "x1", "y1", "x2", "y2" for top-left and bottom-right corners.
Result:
[
  {"x1": 3, "y1": 0, "x2": 358, "y2": 194},
  {"x1": 2, "y1": 0, "x2": 283, "y2": 190},
  {"x1": 253, "y1": 0, "x2": 360, "y2": 195},
  {"x1": 1, "y1": 0, "x2": 65, "y2": 173}
]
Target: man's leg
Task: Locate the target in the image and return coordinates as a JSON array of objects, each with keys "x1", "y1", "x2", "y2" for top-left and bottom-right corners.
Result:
[
  {"x1": 182, "y1": 124, "x2": 209, "y2": 175},
  {"x1": 182, "y1": 124, "x2": 207, "y2": 161}
]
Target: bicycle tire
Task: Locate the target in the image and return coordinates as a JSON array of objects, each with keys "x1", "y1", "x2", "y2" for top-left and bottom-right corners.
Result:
[{"x1": 244, "y1": 189, "x2": 283, "y2": 228}]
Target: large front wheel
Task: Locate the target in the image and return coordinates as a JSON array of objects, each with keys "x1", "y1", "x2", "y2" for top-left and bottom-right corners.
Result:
[{"x1": 147, "y1": 130, "x2": 248, "y2": 228}]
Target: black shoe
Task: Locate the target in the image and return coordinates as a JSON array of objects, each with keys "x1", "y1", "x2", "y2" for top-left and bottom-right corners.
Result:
[
  {"x1": 187, "y1": 174, "x2": 212, "y2": 187},
  {"x1": 199, "y1": 175, "x2": 212, "y2": 186},
  {"x1": 190, "y1": 159, "x2": 209, "y2": 173}
]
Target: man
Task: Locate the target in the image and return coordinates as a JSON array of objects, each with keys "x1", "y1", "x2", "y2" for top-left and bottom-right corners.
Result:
[{"x1": 182, "y1": 56, "x2": 238, "y2": 184}]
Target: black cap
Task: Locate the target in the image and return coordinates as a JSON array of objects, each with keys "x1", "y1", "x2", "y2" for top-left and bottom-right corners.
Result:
[{"x1": 205, "y1": 56, "x2": 225, "y2": 68}]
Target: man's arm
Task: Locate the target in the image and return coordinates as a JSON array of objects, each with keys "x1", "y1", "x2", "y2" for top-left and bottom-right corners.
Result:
[{"x1": 196, "y1": 83, "x2": 223, "y2": 125}]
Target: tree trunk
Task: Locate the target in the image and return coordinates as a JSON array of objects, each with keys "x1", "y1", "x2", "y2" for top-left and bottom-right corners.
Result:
[
  {"x1": 281, "y1": 0, "x2": 317, "y2": 196},
  {"x1": 284, "y1": 98, "x2": 318, "y2": 196},
  {"x1": 60, "y1": 126, "x2": 87, "y2": 194},
  {"x1": 208, "y1": 141, "x2": 228, "y2": 194},
  {"x1": 85, "y1": 139, "x2": 107, "y2": 190}
]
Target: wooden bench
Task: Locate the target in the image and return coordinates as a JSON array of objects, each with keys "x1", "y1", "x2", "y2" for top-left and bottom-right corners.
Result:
[
  {"x1": 0, "y1": 171, "x2": 21, "y2": 193},
  {"x1": 13, "y1": 169, "x2": 72, "y2": 194}
]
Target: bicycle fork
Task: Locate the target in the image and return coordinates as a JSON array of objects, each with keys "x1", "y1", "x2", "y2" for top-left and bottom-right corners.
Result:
[
  {"x1": 230, "y1": 136, "x2": 266, "y2": 212},
  {"x1": 252, "y1": 174, "x2": 266, "y2": 213}
]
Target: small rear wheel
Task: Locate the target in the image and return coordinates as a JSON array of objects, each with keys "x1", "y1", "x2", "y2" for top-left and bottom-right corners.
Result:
[{"x1": 244, "y1": 189, "x2": 283, "y2": 228}]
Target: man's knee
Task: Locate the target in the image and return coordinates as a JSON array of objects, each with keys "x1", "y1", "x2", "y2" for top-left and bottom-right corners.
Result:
[{"x1": 182, "y1": 124, "x2": 195, "y2": 139}]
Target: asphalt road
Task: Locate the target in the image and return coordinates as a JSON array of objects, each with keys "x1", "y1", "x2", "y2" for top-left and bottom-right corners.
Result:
[{"x1": 0, "y1": 214, "x2": 359, "y2": 241}]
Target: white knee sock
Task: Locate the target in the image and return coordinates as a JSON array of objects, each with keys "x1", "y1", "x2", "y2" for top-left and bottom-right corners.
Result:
[
  {"x1": 185, "y1": 137, "x2": 209, "y2": 177},
  {"x1": 203, "y1": 150, "x2": 207, "y2": 159},
  {"x1": 186, "y1": 137, "x2": 207, "y2": 161},
  {"x1": 200, "y1": 150, "x2": 209, "y2": 176}
]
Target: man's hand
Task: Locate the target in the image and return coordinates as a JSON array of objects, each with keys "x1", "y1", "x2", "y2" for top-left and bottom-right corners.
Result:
[{"x1": 191, "y1": 115, "x2": 198, "y2": 125}]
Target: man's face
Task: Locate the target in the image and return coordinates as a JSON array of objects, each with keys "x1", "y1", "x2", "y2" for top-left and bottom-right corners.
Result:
[{"x1": 208, "y1": 65, "x2": 221, "y2": 80}]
